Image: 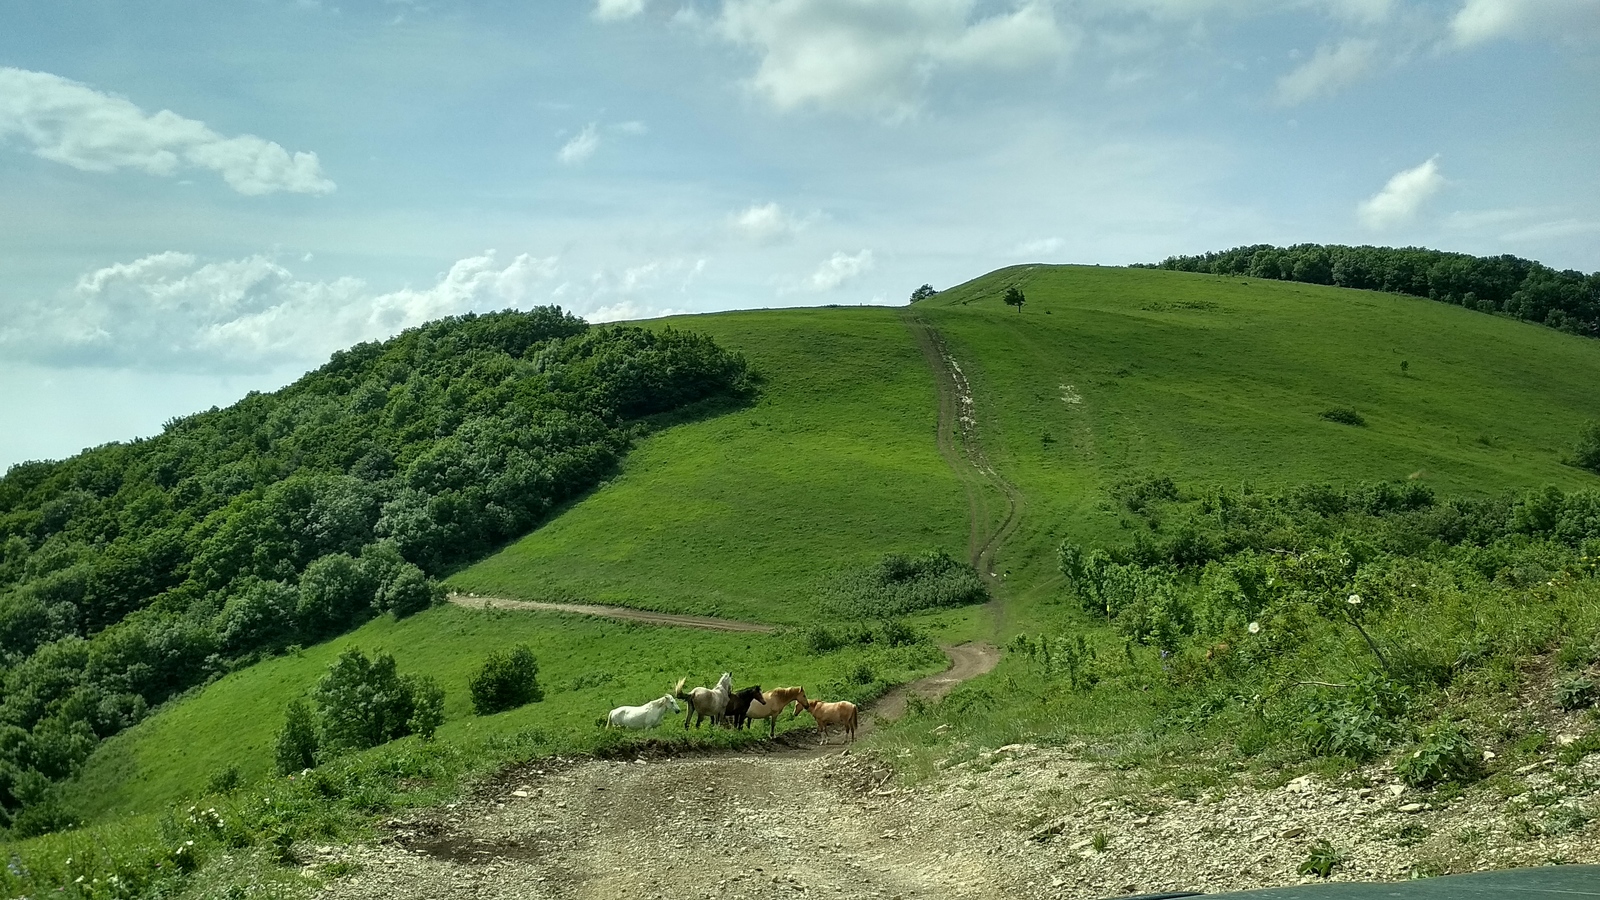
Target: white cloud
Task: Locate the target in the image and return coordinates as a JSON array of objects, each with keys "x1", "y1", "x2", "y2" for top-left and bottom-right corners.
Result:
[
  {"x1": 731, "y1": 201, "x2": 811, "y2": 243},
  {"x1": 795, "y1": 249, "x2": 875, "y2": 292},
  {"x1": 710, "y1": 0, "x2": 1076, "y2": 119},
  {"x1": 1011, "y1": 237, "x2": 1064, "y2": 257},
  {"x1": 1449, "y1": 0, "x2": 1600, "y2": 46},
  {"x1": 0, "y1": 67, "x2": 334, "y2": 195},
  {"x1": 1275, "y1": 38, "x2": 1381, "y2": 105},
  {"x1": 557, "y1": 123, "x2": 601, "y2": 164},
  {"x1": 5, "y1": 251, "x2": 560, "y2": 372},
  {"x1": 594, "y1": 0, "x2": 650, "y2": 21},
  {"x1": 1358, "y1": 156, "x2": 1445, "y2": 229}
]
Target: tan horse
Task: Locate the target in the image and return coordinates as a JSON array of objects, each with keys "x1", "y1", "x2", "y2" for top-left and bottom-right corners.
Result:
[
  {"x1": 797, "y1": 697, "x2": 858, "y2": 744},
  {"x1": 743, "y1": 686, "x2": 808, "y2": 738}
]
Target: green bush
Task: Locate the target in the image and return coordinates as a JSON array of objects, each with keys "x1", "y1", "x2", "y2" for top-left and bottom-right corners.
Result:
[
  {"x1": 802, "y1": 625, "x2": 842, "y2": 655},
  {"x1": 819, "y1": 550, "x2": 988, "y2": 619},
  {"x1": 467, "y1": 645, "x2": 543, "y2": 715},
  {"x1": 274, "y1": 699, "x2": 319, "y2": 774},
  {"x1": 313, "y1": 649, "x2": 427, "y2": 752},
  {"x1": 1320, "y1": 408, "x2": 1366, "y2": 427},
  {"x1": 1574, "y1": 421, "x2": 1600, "y2": 474},
  {"x1": 1396, "y1": 725, "x2": 1481, "y2": 788}
]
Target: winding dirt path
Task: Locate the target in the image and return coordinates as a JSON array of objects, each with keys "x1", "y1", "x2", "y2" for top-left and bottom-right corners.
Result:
[{"x1": 448, "y1": 593, "x2": 777, "y2": 634}]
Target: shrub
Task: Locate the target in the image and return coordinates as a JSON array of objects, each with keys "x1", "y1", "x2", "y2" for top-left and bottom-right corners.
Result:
[
  {"x1": 1574, "y1": 421, "x2": 1600, "y2": 474},
  {"x1": 205, "y1": 764, "x2": 244, "y2": 795},
  {"x1": 802, "y1": 625, "x2": 842, "y2": 655},
  {"x1": 405, "y1": 675, "x2": 445, "y2": 739},
  {"x1": 846, "y1": 661, "x2": 876, "y2": 685},
  {"x1": 468, "y1": 645, "x2": 543, "y2": 715},
  {"x1": 1397, "y1": 725, "x2": 1481, "y2": 788},
  {"x1": 877, "y1": 619, "x2": 920, "y2": 647},
  {"x1": 275, "y1": 699, "x2": 320, "y2": 774},
  {"x1": 296, "y1": 553, "x2": 378, "y2": 636},
  {"x1": 819, "y1": 551, "x2": 988, "y2": 619},
  {"x1": 313, "y1": 649, "x2": 419, "y2": 751},
  {"x1": 1320, "y1": 408, "x2": 1366, "y2": 427}
]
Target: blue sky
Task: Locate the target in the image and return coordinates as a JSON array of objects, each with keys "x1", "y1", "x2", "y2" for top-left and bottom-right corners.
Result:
[{"x1": 2, "y1": 0, "x2": 1597, "y2": 469}]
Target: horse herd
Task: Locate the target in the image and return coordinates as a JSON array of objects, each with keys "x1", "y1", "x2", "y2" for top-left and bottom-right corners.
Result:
[{"x1": 604, "y1": 673, "x2": 859, "y2": 744}]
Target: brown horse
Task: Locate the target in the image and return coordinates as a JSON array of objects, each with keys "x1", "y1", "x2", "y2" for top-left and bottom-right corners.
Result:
[
  {"x1": 797, "y1": 696, "x2": 858, "y2": 744},
  {"x1": 743, "y1": 686, "x2": 808, "y2": 738}
]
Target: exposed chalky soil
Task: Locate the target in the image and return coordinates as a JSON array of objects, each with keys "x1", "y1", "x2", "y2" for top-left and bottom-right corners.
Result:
[{"x1": 322, "y1": 729, "x2": 1599, "y2": 900}]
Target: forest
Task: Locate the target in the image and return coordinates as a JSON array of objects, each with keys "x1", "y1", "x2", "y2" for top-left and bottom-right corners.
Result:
[
  {"x1": 1146, "y1": 244, "x2": 1600, "y2": 339},
  {"x1": 0, "y1": 308, "x2": 751, "y2": 834}
]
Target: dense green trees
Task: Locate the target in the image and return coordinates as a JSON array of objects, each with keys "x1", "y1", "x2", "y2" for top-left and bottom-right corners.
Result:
[
  {"x1": 1147, "y1": 244, "x2": 1600, "y2": 339},
  {"x1": 0, "y1": 308, "x2": 751, "y2": 832}
]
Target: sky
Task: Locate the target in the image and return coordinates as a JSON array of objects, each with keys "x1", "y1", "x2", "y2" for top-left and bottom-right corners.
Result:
[{"x1": 2, "y1": 0, "x2": 1598, "y2": 470}]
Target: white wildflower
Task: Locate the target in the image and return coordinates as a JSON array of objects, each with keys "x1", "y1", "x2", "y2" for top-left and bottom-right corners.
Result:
[
  {"x1": 1347, "y1": 594, "x2": 1362, "y2": 605},
  {"x1": 1248, "y1": 622, "x2": 1261, "y2": 635}
]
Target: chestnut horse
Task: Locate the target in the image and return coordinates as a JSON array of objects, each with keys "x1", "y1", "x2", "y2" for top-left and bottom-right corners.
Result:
[
  {"x1": 797, "y1": 696, "x2": 858, "y2": 744},
  {"x1": 743, "y1": 686, "x2": 809, "y2": 737}
]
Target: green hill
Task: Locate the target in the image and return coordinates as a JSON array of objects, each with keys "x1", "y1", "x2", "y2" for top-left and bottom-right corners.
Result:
[
  {"x1": 457, "y1": 265, "x2": 1600, "y2": 614},
  {"x1": 34, "y1": 263, "x2": 1600, "y2": 846}
]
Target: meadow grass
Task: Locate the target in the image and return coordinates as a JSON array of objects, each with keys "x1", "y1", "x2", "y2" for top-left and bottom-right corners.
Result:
[
  {"x1": 64, "y1": 602, "x2": 946, "y2": 824},
  {"x1": 922, "y1": 265, "x2": 1600, "y2": 597},
  {"x1": 449, "y1": 307, "x2": 971, "y2": 625}
]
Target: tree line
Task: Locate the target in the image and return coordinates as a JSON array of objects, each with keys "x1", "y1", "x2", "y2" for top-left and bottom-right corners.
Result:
[
  {"x1": 1144, "y1": 244, "x2": 1600, "y2": 339},
  {"x1": 0, "y1": 307, "x2": 751, "y2": 835}
]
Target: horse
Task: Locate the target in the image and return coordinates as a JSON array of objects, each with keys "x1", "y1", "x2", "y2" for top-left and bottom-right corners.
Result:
[
  {"x1": 606, "y1": 694, "x2": 680, "y2": 730},
  {"x1": 797, "y1": 697, "x2": 858, "y2": 744},
  {"x1": 724, "y1": 685, "x2": 764, "y2": 729},
  {"x1": 742, "y1": 686, "x2": 808, "y2": 738},
  {"x1": 674, "y1": 672, "x2": 732, "y2": 729}
]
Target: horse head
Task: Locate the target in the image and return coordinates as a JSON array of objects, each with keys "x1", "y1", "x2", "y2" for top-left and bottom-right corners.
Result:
[{"x1": 667, "y1": 695, "x2": 682, "y2": 713}]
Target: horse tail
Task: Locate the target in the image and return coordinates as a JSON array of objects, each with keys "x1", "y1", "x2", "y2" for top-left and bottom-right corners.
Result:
[
  {"x1": 672, "y1": 677, "x2": 687, "y2": 699},
  {"x1": 849, "y1": 705, "x2": 859, "y2": 733}
]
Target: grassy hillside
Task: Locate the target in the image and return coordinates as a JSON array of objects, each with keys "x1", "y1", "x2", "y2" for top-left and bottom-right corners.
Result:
[
  {"x1": 48, "y1": 264, "x2": 1600, "y2": 843},
  {"x1": 450, "y1": 307, "x2": 972, "y2": 624},
  {"x1": 921, "y1": 265, "x2": 1600, "y2": 589},
  {"x1": 64, "y1": 602, "x2": 944, "y2": 823}
]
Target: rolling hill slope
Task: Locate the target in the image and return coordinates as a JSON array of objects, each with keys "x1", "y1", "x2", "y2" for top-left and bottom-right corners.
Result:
[
  {"x1": 52, "y1": 264, "x2": 1600, "y2": 828},
  {"x1": 919, "y1": 265, "x2": 1600, "y2": 588},
  {"x1": 456, "y1": 265, "x2": 1600, "y2": 614}
]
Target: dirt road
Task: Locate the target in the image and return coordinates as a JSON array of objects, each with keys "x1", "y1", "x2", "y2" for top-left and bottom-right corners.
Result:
[
  {"x1": 326, "y1": 644, "x2": 1003, "y2": 900},
  {"x1": 448, "y1": 594, "x2": 778, "y2": 634}
]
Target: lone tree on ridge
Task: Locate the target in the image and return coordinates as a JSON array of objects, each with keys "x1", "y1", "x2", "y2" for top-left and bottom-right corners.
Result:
[
  {"x1": 1003, "y1": 286, "x2": 1026, "y2": 313},
  {"x1": 910, "y1": 284, "x2": 938, "y2": 302}
]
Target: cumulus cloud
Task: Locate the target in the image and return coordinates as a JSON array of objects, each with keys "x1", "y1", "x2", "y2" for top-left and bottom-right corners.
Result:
[
  {"x1": 710, "y1": 0, "x2": 1076, "y2": 118},
  {"x1": 557, "y1": 123, "x2": 602, "y2": 164},
  {"x1": 1275, "y1": 38, "x2": 1381, "y2": 105},
  {"x1": 795, "y1": 249, "x2": 874, "y2": 292},
  {"x1": 594, "y1": 0, "x2": 650, "y2": 21},
  {"x1": 1358, "y1": 156, "x2": 1445, "y2": 229},
  {"x1": 731, "y1": 202, "x2": 811, "y2": 243},
  {"x1": 1449, "y1": 0, "x2": 1600, "y2": 46},
  {"x1": 0, "y1": 67, "x2": 334, "y2": 195},
  {"x1": 4, "y1": 251, "x2": 559, "y2": 372}
]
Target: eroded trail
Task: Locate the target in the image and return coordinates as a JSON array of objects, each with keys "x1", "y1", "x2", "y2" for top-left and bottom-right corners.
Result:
[
  {"x1": 901, "y1": 309, "x2": 1023, "y2": 595},
  {"x1": 448, "y1": 594, "x2": 777, "y2": 634}
]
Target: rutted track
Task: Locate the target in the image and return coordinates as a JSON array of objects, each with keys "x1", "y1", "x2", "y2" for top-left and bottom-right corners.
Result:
[
  {"x1": 448, "y1": 593, "x2": 777, "y2": 633},
  {"x1": 902, "y1": 308, "x2": 1024, "y2": 591}
]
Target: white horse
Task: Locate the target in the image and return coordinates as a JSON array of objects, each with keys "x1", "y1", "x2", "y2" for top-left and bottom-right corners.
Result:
[
  {"x1": 606, "y1": 695, "x2": 681, "y2": 730},
  {"x1": 674, "y1": 672, "x2": 732, "y2": 729}
]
